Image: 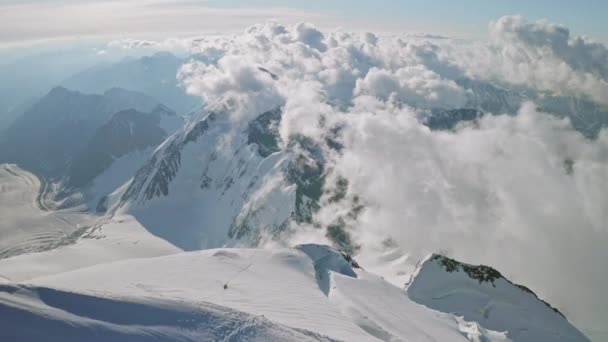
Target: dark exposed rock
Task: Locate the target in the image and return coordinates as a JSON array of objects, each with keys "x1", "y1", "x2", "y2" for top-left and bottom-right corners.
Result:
[
  {"x1": 246, "y1": 108, "x2": 282, "y2": 157},
  {"x1": 425, "y1": 108, "x2": 484, "y2": 130},
  {"x1": 284, "y1": 135, "x2": 326, "y2": 223},
  {"x1": 326, "y1": 219, "x2": 359, "y2": 255}
]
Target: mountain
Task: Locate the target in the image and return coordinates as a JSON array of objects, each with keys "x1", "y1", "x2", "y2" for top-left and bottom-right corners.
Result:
[
  {"x1": 426, "y1": 79, "x2": 608, "y2": 138},
  {"x1": 538, "y1": 95, "x2": 608, "y2": 139},
  {"x1": 457, "y1": 78, "x2": 524, "y2": 115},
  {"x1": 0, "y1": 244, "x2": 586, "y2": 341},
  {"x1": 0, "y1": 96, "x2": 38, "y2": 134},
  {"x1": 53, "y1": 105, "x2": 184, "y2": 211},
  {"x1": 109, "y1": 107, "x2": 308, "y2": 250},
  {"x1": 0, "y1": 87, "x2": 160, "y2": 178},
  {"x1": 407, "y1": 254, "x2": 588, "y2": 341},
  {"x1": 62, "y1": 52, "x2": 201, "y2": 114},
  {"x1": 107, "y1": 101, "x2": 342, "y2": 251}
]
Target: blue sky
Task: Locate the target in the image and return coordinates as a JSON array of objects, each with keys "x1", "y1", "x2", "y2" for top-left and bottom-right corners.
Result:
[
  {"x1": 0, "y1": 0, "x2": 606, "y2": 47},
  {"x1": 209, "y1": 0, "x2": 608, "y2": 40}
]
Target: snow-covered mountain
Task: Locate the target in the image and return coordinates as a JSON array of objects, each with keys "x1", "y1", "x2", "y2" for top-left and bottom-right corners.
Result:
[
  {"x1": 0, "y1": 244, "x2": 587, "y2": 341},
  {"x1": 110, "y1": 106, "x2": 322, "y2": 250},
  {"x1": 0, "y1": 87, "x2": 161, "y2": 177},
  {"x1": 62, "y1": 52, "x2": 201, "y2": 114}
]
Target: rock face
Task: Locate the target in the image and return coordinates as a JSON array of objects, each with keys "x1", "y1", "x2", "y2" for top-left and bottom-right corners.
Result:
[{"x1": 407, "y1": 254, "x2": 589, "y2": 341}]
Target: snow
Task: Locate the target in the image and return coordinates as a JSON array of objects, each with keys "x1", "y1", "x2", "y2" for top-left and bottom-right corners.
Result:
[
  {"x1": 10, "y1": 245, "x2": 509, "y2": 342},
  {"x1": 0, "y1": 134, "x2": 590, "y2": 341},
  {"x1": 407, "y1": 256, "x2": 589, "y2": 341},
  {"x1": 116, "y1": 111, "x2": 296, "y2": 250},
  {"x1": 86, "y1": 148, "x2": 155, "y2": 210},
  {"x1": 0, "y1": 215, "x2": 180, "y2": 282},
  {"x1": 0, "y1": 283, "x2": 334, "y2": 342},
  {"x1": 0, "y1": 164, "x2": 96, "y2": 259}
]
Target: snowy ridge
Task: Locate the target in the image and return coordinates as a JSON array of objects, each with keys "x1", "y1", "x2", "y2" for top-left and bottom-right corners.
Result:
[
  {"x1": 407, "y1": 254, "x2": 589, "y2": 341},
  {"x1": 3, "y1": 244, "x2": 516, "y2": 342}
]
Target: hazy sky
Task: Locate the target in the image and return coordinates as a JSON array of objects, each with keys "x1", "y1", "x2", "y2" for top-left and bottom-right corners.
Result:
[{"x1": 1, "y1": 0, "x2": 607, "y2": 48}]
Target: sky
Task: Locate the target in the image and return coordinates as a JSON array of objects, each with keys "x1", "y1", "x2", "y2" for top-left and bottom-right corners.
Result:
[{"x1": 1, "y1": 0, "x2": 607, "y2": 48}]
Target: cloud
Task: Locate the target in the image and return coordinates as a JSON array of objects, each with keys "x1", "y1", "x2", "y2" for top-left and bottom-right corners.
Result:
[
  {"x1": 178, "y1": 55, "x2": 283, "y2": 122},
  {"x1": 354, "y1": 66, "x2": 467, "y2": 108},
  {"x1": 449, "y1": 15, "x2": 608, "y2": 105},
  {"x1": 177, "y1": 19, "x2": 608, "y2": 337},
  {"x1": 491, "y1": 15, "x2": 608, "y2": 79}
]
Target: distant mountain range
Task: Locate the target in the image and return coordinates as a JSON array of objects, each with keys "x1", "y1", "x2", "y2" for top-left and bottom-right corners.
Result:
[{"x1": 62, "y1": 52, "x2": 201, "y2": 115}]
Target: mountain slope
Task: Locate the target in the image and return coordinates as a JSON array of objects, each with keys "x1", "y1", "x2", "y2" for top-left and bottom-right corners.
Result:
[{"x1": 110, "y1": 106, "x2": 324, "y2": 250}]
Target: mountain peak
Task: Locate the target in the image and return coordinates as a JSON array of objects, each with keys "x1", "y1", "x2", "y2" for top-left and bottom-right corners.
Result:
[{"x1": 407, "y1": 254, "x2": 588, "y2": 341}]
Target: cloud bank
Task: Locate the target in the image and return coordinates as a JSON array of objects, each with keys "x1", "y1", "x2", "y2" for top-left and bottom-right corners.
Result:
[
  {"x1": 178, "y1": 17, "x2": 608, "y2": 338},
  {"x1": 449, "y1": 15, "x2": 608, "y2": 106}
]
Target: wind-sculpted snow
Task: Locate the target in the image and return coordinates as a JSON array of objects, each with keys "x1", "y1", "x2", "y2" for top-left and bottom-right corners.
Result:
[{"x1": 174, "y1": 19, "x2": 608, "y2": 338}]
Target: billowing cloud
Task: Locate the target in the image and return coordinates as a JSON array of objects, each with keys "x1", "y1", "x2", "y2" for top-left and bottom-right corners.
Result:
[
  {"x1": 450, "y1": 15, "x2": 608, "y2": 105},
  {"x1": 178, "y1": 19, "x2": 608, "y2": 337},
  {"x1": 354, "y1": 66, "x2": 467, "y2": 108}
]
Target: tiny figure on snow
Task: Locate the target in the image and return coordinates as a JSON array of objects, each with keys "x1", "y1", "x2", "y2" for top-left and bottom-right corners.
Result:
[{"x1": 223, "y1": 283, "x2": 228, "y2": 290}]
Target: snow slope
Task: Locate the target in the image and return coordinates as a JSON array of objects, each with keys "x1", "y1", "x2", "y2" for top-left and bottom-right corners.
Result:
[
  {"x1": 5, "y1": 244, "x2": 512, "y2": 342},
  {"x1": 0, "y1": 215, "x2": 180, "y2": 282},
  {"x1": 407, "y1": 255, "x2": 589, "y2": 341},
  {"x1": 0, "y1": 284, "x2": 334, "y2": 342}
]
